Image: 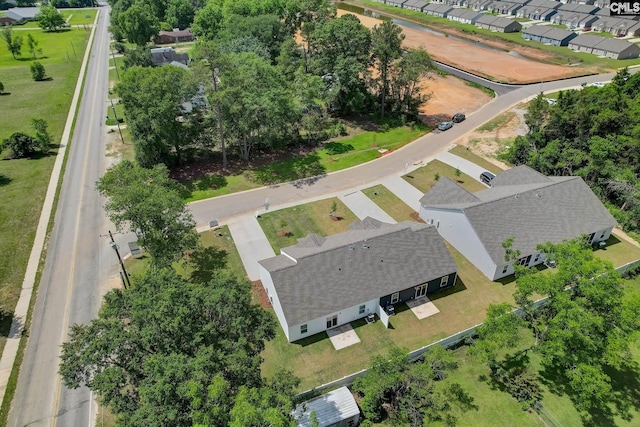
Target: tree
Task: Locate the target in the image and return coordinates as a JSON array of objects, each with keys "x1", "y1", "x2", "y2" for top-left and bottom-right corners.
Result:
[
  {"x1": 30, "y1": 61, "x2": 47, "y2": 81},
  {"x1": 0, "y1": 81, "x2": 4, "y2": 94},
  {"x1": 26, "y1": 33, "x2": 42, "y2": 59},
  {"x1": 96, "y1": 160, "x2": 198, "y2": 268},
  {"x1": 191, "y1": 0, "x2": 224, "y2": 40},
  {"x1": 59, "y1": 269, "x2": 279, "y2": 426},
  {"x1": 387, "y1": 47, "x2": 435, "y2": 118},
  {"x1": 116, "y1": 65, "x2": 196, "y2": 166},
  {"x1": 122, "y1": 46, "x2": 153, "y2": 69},
  {"x1": 371, "y1": 20, "x2": 404, "y2": 118},
  {"x1": 31, "y1": 118, "x2": 51, "y2": 152},
  {"x1": 1, "y1": 132, "x2": 38, "y2": 158},
  {"x1": 165, "y1": 0, "x2": 194, "y2": 30},
  {"x1": 2, "y1": 27, "x2": 23, "y2": 59},
  {"x1": 118, "y1": 0, "x2": 159, "y2": 46},
  {"x1": 36, "y1": 5, "x2": 66, "y2": 31}
]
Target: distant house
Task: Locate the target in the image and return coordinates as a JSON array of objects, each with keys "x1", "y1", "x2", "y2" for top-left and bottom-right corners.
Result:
[
  {"x1": 419, "y1": 166, "x2": 617, "y2": 281},
  {"x1": 447, "y1": 8, "x2": 484, "y2": 24},
  {"x1": 475, "y1": 15, "x2": 522, "y2": 32},
  {"x1": 422, "y1": 3, "x2": 454, "y2": 17},
  {"x1": 556, "y1": 2, "x2": 599, "y2": 15},
  {"x1": 486, "y1": 0, "x2": 524, "y2": 15},
  {"x1": 402, "y1": 0, "x2": 429, "y2": 11},
  {"x1": 155, "y1": 28, "x2": 194, "y2": 44},
  {"x1": 150, "y1": 47, "x2": 189, "y2": 66},
  {"x1": 0, "y1": 13, "x2": 20, "y2": 26},
  {"x1": 551, "y1": 12, "x2": 598, "y2": 29},
  {"x1": 523, "y1": 25, "x2": 577, "y2": 45},
  {"x1": 258, "y1": 218, "x2": 458, "y2": 343},
  {"x1": 294, "y1": 387, "x2": 360, "y2": 427},
  {"x1": 516, "y1": 6, "x2": 558, "y2": 20},
  {"x1": 1, "y1": 6, "x2": 40, "y2": 25},
  {"x1": 569, "y1": 33, "x2": 640, "y2": 58},
  {"x1": 469, "y1": 0, "x2": 494, "y2": 10},
  {"x1": 591, "y1": 16, "x2": 640, "y2": 37}
]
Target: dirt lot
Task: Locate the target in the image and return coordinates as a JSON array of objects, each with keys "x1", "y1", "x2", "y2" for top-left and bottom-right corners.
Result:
[{"x1": 338, "y1": 9, "x2": 584, "y2": 84}]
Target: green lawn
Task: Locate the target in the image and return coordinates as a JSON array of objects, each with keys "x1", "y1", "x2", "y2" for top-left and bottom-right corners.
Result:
[
  {"x1": 449, "y1": 145, "x2": 505, "y2": 175},
  {"x1": 0, "y1": 28, "x2": 89, "y2": 352},
  {"x1": 361, "y1": 184, "x2": 418, "y2": 223},
  {"x1": 185, "y1": 126, "x2": 427, "y2": 202},
  {"x1": 402, "y1": 160, "x2": 487, "y2": 194},
  {"x1": 62, "y1": 9, "x2": 98, "y2": 25},
  {"x1": 261, "y1": 241, "x2": 519, "y2": 390},
  {"x1": 592, "y1": 232, "x2": 640, "y2": 267},
  {"x1": 477, "y1": 111, "x2": 517, "y2": 132},
  {"x1": 105, "y1": 100, "x2": 125, "y2": 125},
  {"x1": 257, "y1": 198, "x2": 359, "y2": 253}
]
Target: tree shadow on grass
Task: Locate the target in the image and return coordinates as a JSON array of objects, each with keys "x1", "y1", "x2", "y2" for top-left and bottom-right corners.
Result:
[
  {"x1": 185, "y1": 246, "x2": 229, "y2": 285},
  {"x1": 0, "y1": 174, "x2": 11, "y2": 186},
  {"x1": 251, "y1": 152, "x2": 326, "y2": 188},
  {"x1": 0, "y1": 92, "x2": 11, "y2": 96}
]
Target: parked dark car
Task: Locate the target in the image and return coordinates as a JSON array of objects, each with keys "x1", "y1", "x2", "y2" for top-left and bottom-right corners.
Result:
[
  {"x1": 437, "y1": 121, "x2": 453, "y2": 131},
  {"x1": 452, "y1": 113, "x2": 465, "y2": 123},
  {"x1": 480, "y1": 171, "x2": 496, "y2": 186}
]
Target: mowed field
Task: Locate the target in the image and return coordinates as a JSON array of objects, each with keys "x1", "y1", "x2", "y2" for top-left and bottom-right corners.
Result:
[{"x1": 0, "y1": 25, "x2": 92, "y2": 352}]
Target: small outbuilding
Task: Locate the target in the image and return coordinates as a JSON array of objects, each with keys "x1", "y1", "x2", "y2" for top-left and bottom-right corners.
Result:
[{"x1": 294, "y1": 387, "x2": 360, "y2": 427}]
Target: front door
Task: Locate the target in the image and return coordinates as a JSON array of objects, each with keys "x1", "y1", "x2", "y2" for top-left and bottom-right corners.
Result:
[
  {"x1": 415, "y1": 284, "x2": 427, "y2": 298},
  {"x1": 326, "y1": 315, "x2": 337, "y2": 329}
]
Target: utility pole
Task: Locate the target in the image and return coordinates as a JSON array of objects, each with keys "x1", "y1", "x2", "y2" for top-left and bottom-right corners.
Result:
[
  {"x1": 109, "y1": 98, "x2": 125, "y2": 144},
  {"x1": 111, "y1": 49, "x2": 120, "y2": 81},
  {"x1": 105, "y1": 230, "x2": 131, "y2": 290}
]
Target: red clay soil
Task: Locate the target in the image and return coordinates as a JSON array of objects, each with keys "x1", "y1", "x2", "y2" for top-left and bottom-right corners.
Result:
[
  {"x1": 252, "y1": 280, "x2": 272, "y2": 309},
  {"x1": 337, "y1": 9, "x2": 587, "y2": 84}
]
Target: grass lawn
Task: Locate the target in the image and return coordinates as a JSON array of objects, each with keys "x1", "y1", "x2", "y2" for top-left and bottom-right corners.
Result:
[
  {"x1": 592, "y1": 232, "x2": 640, "y2": 267},
  {"x1": 257, "y1": 198, "x2": 359, "y2": 253},
  {"x1": 449, "y1": 145, "x2": 505, "y2": 175},
  {"x1": 105, "y1": 100, "x2": 125, "y2": 125},
  {"x1": 63, "y1": 9, "x2": 97, "y2": 25},
  {"x1": 261, "y1": 242, "x2": 518, "y2": 390},
  {"x1": 0, "y1": 27, "x2": 89, "y2": 353},
  {"x1": 185, "y1": 126, "x2": 427, "y2": 202},
  {"x1": 361, "y1": 184, "x2": 418, "y2": 223},
  {"x1": 402, "y1": 159, "x2": 487, "y2": 194},
  {"x1": 477, "y1": 111, "x2": 516, "y2": 132}
]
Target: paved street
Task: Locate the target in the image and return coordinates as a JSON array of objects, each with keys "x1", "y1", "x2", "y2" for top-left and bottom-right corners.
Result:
[{"x1": 7, "y1": 6, "x2": 114, "y2": 427}]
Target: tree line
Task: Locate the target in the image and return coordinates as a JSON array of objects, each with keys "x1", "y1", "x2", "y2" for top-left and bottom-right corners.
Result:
[
  {"x1": 108, "y1": 0, "x2": 436, "y2": 168},
  {"x1": 502, "y1": 68, "x2": 640, "y2": 233}
]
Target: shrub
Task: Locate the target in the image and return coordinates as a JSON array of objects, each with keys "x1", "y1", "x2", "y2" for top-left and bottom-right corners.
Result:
[
  {"x1": 1, "y1": 132, "x2": 39, "y2": 158},
  {"x1": 30, "y1": 61, "x2": 47, "y2": 81},
  {"x1": 113, "y1": 41, "x2": 126, "y2": 54}
]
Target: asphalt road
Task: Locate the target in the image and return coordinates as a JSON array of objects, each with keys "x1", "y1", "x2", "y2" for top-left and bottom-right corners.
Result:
[
  {"x1": 188, "y1": 72, "x2": 618, "y2": 226},
  {"x1": 7, "y1": 6, "x2": 114, "y2": 427}
]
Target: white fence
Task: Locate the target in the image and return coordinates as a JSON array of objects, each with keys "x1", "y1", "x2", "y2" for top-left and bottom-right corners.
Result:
[{"x1": 296, "y1": 259, "x2": 640, "y2": 401}]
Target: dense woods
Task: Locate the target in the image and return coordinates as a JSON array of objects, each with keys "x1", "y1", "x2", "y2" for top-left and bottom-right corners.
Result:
[
  {"x1": 503, "y1": 69, "x2": 640, "y2": 233},
  {"x1": 108, "y1": 0, "x2": 435, "y2": 168}
]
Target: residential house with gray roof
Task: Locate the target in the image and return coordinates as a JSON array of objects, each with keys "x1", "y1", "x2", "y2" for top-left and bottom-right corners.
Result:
[
  {"x1": 419, "y1": 166, "x2": 616, "y2": 281},
  {"x1": 475, "y1": 14, "x2": 522, "y2": 32},
  {"x1": 486, "y1": 0, "x2": 524, "y2": 15},
  {"x1": 422, "y1": 3, "x2": 454, "y2": 16},
  {"x1": 385, "y1": 0, "x2": 408, "y2": 6},
  {"x1": 569, "y1": 33, "x2": 640, "y2": 58},
  {"x1": 403, "y1": 0, "x2": 429, "y2": 11},
  {"x1": 516, "y1": 6, "x2": 558, "y2": 20},
  {"x1": 258, "y1": 218, "x2": 458, "y2": 342},
  {"x1": 556, "y1": 2, "x2": 599, "y2": 14},
  {"x1": 591, "y1": 16, "x2": 640, "y2": 36},
  {"x1": 447, "y1": 8, "x2": 484, "y2": 24},
  {"x1": 523, "y1": 25, "x2": 577, "y2": 45},
  {"x1": 551, "y1": 11, "x2": 598, "y2": 29}
]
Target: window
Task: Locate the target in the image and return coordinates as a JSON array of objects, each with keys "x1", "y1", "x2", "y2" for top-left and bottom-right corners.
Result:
[
  {"x1": 300, "y1": 324, "x2": 307, "y2": 334},
  {"x1": 440, "y1": 275, "x2": 449, "y2": 287},
  {"x1": 269, "y1": 295, "x2": 273, "y2": 304},
  {"x1": 436, "y1": 220, "x2": 440, "y2": 228},
  {"x1": 326, "y1": 315, "x2": 337, "y2": 329},
  {"x1": 600, "y1": 231, "x2": 606, "y2": 239},
  {"x1": 502, "y1": 265, "x2": 509, "y2": 274},
  {"x1": 359, "y1": 305, "x2": 365, "y2": 314},
  {"x1": 533, "y1": 253, "x2": 540, "y2": 263},
  {"x1": 391, "y1": 292, "x2": 399, "y2": 304}
]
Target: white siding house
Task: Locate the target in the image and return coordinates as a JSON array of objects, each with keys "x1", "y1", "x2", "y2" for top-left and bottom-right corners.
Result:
[
  {"x1": 419, "y1": 166, "x2": 617, "y2": 281},
  {"x1": 259, "y1": 218, "x2": 458, "y2": 342}
]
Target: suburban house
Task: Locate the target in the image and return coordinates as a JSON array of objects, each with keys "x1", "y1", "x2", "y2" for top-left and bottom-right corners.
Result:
[
  {"x1": 419, "y1": 166, "x2": 617, "y2": 281},
  {"x1": 293, "y1": 387, "x2": 360, "y2": 427},
  {"x1": 385, "y1": 0, "x2": 407, "y2": 7},
  {"x1": 470, "y1": 0, "x2": 495, "y2": 10},
  {"x1": 422, "y1": 3, "x2": 454, "y2": 17},
  {"x1": 486, "y1": 0, "x2": 524, "y2": 15},
  {"x1": 402, "y1": 0, "x2": 429, "y2": 11},
  {"x1": 258, "y1": 218, "x2": 458, "y2": 343},
  {"x1": 556, "y1": 2, "x2": 599, "y2": 15},
  {"x1": 150, "y1": 46, "x2": 190, "y2": 66},
  {"x1": 522, "y1": 25, "x2": 577, "y2": 45},
  {"x1": 591, "y1": 16, "x2": 640, "y2": 37},
  {"x1": 516, "y1": 6, "x2": 558, "y2": 20},
  {"x1": 569, "y1": 34, "x2": 640, "y2": 58},
  {"x1": 0, "y1": 6, "x2": 41, "y2": 25},
  {"x1": 475, "y1": 15, "x2": 522, "y2": 32},
  {"x1": 551, "y1": 12, "x2": 598, "y2": 29},
  {"x1": 447, "y1": 8, "x2": 484, "y2": 24},
  {"x1": 155, "y1": 28, "x2": 194, "y2": 44}
]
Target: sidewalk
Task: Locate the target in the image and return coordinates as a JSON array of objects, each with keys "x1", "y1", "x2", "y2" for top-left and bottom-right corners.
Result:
[
  {"x1": 226, "y1": 215, "x2": 276, "y2": 281},
  {"x1": 378, "y1": 175, "x2": 426, "y2": 213}
]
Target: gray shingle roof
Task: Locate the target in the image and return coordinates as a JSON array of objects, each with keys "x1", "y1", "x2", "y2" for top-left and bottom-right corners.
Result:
[
  {"x1": 592, "y1": 36, "x2": 640, "y2": 54},
  {"x1": 569, "y1": 33, "x2": 605, "y2": 47},
  {"x1": 259, "y1": 219, "x2": 457, "y2": 326},
  {"x1": 523, "y1": 25, "x2": 554, "y2": 37},
  {"x1": 421, "y1": 166, "x2": 617, "y2": 265}
]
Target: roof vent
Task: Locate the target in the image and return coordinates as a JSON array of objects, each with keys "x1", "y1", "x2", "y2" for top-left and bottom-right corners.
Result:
[
  {"x1": 348, "y1": 246, "x2": 355, "y2": 251},
  {"x1": 515, "y1": 193, "x2": 520, "y2": 199},
  {"x1": 363, "y1": 245, "x2": 370, "y2": 249},
  {"x1": 536, "y1": 193, "x2": 541, "y2": 197}
]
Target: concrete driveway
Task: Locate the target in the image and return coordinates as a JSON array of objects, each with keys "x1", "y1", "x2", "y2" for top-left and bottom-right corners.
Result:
[
  {"x1": 435, "y1": 148, "x2": 491, "y2": 186},
  {"x1": 339, "y1": 191, "x2": 396, "y2": 223},
  {"x1": 226, "y1": 215, "x2": 276, "y2": 281}
]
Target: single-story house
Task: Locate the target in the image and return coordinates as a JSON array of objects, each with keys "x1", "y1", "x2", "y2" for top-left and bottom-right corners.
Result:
[
  {"x1": 475, "y1": 14, "x2": 523, "y2": 32},
  {"x1": 551, "y1": 12, "x2": 599, "y2": 29},
  {"x1": 524, "y1": 0, "x2": 562, "y2": 10},
  {"x1": 150, "y1": 47, "x2": 189, "y2": 66},
  {"x1": 155, "y1": 28, "x2": 194, "y2": 44},
  {"x1": 591, "y1": 16, "x2": 640, "y2": 36},
  {"x1": 486, "y1": 0, "x2": 524, "y2": 15},
  {"x1": 385, "y1": 0, "x2": 407, "y2": 6},
  {"x1": 403, "y1": 0, "x2": 429, "y2": 11},
  {"x1": 422, "y1": 3, "x2": 454, "y2": 17},
  {"x1": 569, "y1": 33, "x2": 640, "y2": 58},
  {"x1": 522, "y1": 24, "x2": 553, "y2": 41},
  {"x1": 447, "y1": 8, "x2": 484, "y2": 24},
  {"x1": 0, "y1": 13, "x2": 20, "y2": 26},
  {"x1": 516, "y1": 6, "x2": 558, "y2": 20},
  {"x1": 258, "y1": 218, "x2": 458, "y2": 342},
  {"x1": 556, "y1": 2, "x2": 599, "y2": 14},
  {"x1": 294, "y1": 387, "x2": 360, "y2": 427},
  {"x1": 1, "y1": 6, "x2": 40, "y2": 25},
  {"x1": 419, "y1": 166, "x2": 617, "y2": 281},
  {"x1": 523, "y1": 25, "x2": 577, "y2": 45}
]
